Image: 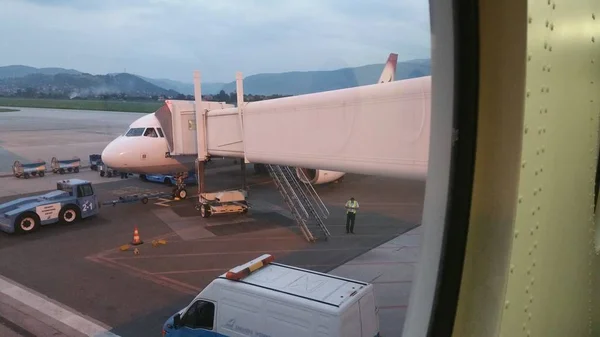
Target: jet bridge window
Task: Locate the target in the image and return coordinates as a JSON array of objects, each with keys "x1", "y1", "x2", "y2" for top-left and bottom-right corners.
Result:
[
  {"x1": 144, "y1": 128, "x2": 158, "y2": 138},
  {"x1": 181, "y1": 300, "x2": 215, "y2": 330},
  {"x1": 125, "y1": 128, "x2": 145, "y2": 137}
]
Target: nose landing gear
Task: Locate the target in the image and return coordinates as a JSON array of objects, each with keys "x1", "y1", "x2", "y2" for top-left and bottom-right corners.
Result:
[{"x1": 172, "y1": 172, "x2": 189, "y2": 199}]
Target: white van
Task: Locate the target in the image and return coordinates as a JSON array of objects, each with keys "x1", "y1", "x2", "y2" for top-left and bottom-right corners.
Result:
[{"x1": 161, "y1": 254, "x2": 381, "y2": 337}]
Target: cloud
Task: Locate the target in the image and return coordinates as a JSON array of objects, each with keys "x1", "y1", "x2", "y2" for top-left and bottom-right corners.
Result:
[{"x1": 0, "y1": 0, "x2": 431, "y2": 82}]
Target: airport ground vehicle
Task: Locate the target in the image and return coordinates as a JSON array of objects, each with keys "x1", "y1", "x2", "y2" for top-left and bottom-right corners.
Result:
[
  {"x1": 195, "y1": 190, "x2": 248, "y2": 218},
  {"x1": 102, "y1": 191, "x2": 173, "y2": 206},
  {"x1": 143, "y1": 172, "x2": 197, "y2": 186},
  {"x1": 12, "y1": 159, "x2": 46, "y2": 179},
  {"x1": 162, "y1": 254, "x2": 380, "y2": 337},
  {"x1": 51, "y1": 156, "x2": 81, "y2": 174},
  {"x1": 0, "y1": 179, "x2": 100, "y2": 234},
  {"x1": 89, "y1": 154, "x2": 101, "y2": 171},
  {"x1": 98, "y1": 161, "x2": 119, "y2": 178}
]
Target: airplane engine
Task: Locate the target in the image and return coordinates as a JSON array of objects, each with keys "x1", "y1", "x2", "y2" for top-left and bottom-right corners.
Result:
[{"x1": 295, "y1": 168, "x2": 345, "y2": 185}]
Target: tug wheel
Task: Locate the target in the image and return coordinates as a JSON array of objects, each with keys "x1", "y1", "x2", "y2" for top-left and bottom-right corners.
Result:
[{"x1": 15, "y1": 212, "x2": 40, "y2": 234}]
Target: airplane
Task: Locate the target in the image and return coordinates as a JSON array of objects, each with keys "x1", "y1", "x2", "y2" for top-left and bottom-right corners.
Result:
[{"x1": 100, "y1": 53, "x2": 399, "y2": 197}]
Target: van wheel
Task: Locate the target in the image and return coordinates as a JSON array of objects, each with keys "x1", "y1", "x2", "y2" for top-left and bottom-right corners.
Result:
[
  {"x1": 15, "y1": 212, "x2": 40, "y2": 234},
  {"x1": 59, "y1": 205, "x2": 80, "y2": 225}
]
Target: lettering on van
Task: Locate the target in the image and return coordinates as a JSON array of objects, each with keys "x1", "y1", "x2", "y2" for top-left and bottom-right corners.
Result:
[{"x1": 223, "y1": 318, "x2": 271, "y2": 337}]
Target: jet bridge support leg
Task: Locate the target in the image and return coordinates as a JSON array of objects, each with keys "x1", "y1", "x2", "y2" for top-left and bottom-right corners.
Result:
[
  {"x1": 241, "y1": 161, "x2": 247, "y2": 191},
  {"x1": 196, "y1": 159, "x2": 205, "y2": 196}
]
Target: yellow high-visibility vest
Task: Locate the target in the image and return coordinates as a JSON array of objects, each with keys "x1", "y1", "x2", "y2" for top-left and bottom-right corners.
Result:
[{"x1": 345, "y1": 200, "x2": 359, "y2": 214}]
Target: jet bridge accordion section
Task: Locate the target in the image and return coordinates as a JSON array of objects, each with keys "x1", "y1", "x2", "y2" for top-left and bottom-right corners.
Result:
[
  {"x1": 155, "y1": 100, "x2": 235, "y2": 157},
  {"x1": 205, "y1": 108, "x2": 246, "y2": 158}
]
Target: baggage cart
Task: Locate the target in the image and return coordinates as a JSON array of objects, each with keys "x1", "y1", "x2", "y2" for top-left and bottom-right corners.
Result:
[
  {"x1": 51, "y1": 156, "x2": 81, "y2": 174},
  {"x1": 12, "y1": 160, "x2": 46, "y2": 179}
]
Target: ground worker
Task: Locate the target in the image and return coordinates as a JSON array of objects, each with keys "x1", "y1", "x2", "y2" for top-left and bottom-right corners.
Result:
[{"x1": 345, "y1": 197, "x2": 359, "y2": 234}]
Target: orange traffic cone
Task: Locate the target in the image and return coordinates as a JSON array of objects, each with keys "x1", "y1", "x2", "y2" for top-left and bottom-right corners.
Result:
[{"x1": 131, "y1": 226, "x2": 144, "y2": 245}]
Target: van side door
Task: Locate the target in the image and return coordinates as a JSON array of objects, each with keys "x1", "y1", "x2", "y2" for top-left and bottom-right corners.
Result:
[{"x1": 173, "y1": 299, "x2": 219, "y2": 336}]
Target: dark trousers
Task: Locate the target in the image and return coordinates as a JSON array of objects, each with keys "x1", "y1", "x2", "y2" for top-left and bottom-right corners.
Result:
[{"x1": 346, "y1": 212, "x2": 356, "y2": 233}]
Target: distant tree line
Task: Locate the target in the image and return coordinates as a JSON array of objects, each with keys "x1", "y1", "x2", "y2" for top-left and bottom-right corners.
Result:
[
  {"x1": 0, "y1": 88, "x2": 290, "y2": 103},
  {"x1": 171, "y1": 90, "x2": 291, "y2": 104},
  {"x1": 205, "y1": 90, "x2": 291, "y2": 104}
]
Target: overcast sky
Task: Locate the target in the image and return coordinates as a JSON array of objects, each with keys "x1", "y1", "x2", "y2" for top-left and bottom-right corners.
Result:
[{"x1": 0, "y1": 0, "x2": 431, "y2": 83}]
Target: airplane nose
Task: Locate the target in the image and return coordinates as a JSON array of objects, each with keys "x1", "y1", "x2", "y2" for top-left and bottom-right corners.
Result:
[{"x1": 101, "y1": 138, "x2": 129, "y2": 170}]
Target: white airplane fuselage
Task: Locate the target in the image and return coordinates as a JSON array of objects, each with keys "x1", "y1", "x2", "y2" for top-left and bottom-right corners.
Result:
[
  {"x1": 101, "y1": 112, "x2": 346, "y2": 184},
  {"x1": 102, "y1": 113, "x2": 197, "y2": 174}
]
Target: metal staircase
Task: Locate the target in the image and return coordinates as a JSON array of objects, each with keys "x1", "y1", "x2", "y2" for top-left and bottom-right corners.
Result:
[{"x1": 266, "y1": 164, "x2": 331, "y2": 242}]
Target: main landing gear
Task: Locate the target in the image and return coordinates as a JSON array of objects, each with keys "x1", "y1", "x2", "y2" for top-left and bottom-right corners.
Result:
[{"x1": 172, "y1": 172, "x2": 189, "y2": 199}]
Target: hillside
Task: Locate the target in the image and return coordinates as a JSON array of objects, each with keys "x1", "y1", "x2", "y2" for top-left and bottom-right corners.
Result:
[
  {"x1": 218, "y1": 59, "x2": 431, "y2": 95},
  {"x1": 0, "y1": 58, "x2": 430, "y2": 98},
  {"x1": 0, "y1": 65, "x2": 81, "y2": 79},
  {"x1": 136, "y1": 75, "x2": 226, "y2": 97},
  {"x1": 136, "y1": 58, "x2": 430, "y2": 95},
  {"x1": 0, "y1": 72, "x2": 179, "y2": 98}
]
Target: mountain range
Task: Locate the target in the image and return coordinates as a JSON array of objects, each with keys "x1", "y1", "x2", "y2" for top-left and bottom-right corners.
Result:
[{"x1": 0, "y1": 58, "x2": 431, "y2": 98}]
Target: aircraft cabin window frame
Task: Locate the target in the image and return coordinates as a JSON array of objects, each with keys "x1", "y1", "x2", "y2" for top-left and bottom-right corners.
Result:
[
  {"x1": 405, "y1": 0, "x2": 481, "y2": 336},
  {"x1": 156, "y1": 127, "x2": 164, "y2": 138},
  {"x1": 143, "y1": 128, "x2": 158, "y2": 138}
]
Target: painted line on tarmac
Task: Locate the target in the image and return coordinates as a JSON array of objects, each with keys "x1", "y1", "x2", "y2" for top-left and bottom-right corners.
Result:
[
  {"x1": 85, "y1": 256, "x2": 200, "y2": 296},
  {"x1": 109, "y1": 247, "x2": 377, "y2": 260},
  {"x1": 0, "y1": 274, "x2": 120, "y2": 337}
]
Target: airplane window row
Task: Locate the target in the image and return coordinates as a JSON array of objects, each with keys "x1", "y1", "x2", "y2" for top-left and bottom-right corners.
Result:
[{"x1": 125, "y1": 127, "x2": 165, "y2": 138}]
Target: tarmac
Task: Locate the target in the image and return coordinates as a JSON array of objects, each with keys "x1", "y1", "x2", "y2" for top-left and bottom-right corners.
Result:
[
  {"x1": 0, "y1": 107, "x2": 142, "y2": 174},
  {"x1": 0, "y1": 106, "x2": 425, "y2": 337}
]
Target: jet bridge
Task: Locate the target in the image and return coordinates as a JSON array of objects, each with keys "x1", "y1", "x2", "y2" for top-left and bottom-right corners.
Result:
[
  {"x1": 154, "y1": 99, "x2": 240, "y2": 158},
  {"x1": 156, "y1": 73, "x2": 430, "y2": 181},
  {"x1": 153, "y1": 71, "x2": 430, "y2": 241}
]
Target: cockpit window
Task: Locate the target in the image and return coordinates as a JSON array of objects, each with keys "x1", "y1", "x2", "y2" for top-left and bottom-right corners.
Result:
[
  {"x1": 144, "y1": 128, "x2": 158, "y2": 138},
  {"x1": 125, "y1": 128, "x2": 145, "y2": 137},
  {"x1": 156, "y1": 128, "x2": 164, "y2": 138}
]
